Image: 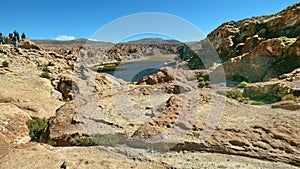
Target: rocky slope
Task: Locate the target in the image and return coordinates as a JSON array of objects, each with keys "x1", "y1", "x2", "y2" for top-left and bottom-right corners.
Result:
[{"x1": 207, "y1": 3, "x2": 300, "y2": 82}]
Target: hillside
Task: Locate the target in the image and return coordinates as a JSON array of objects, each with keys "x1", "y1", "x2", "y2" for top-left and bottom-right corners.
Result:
[{"x1": 208, "y1": 2, "x2": 300, "y2": 82}]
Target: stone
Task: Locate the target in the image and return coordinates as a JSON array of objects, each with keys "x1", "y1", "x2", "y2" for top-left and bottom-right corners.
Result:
[
  {"x1": 138, "y1": 67, "x2": 174, "y2": 85},
  {"x1": 271, "y1": 99, "x2": 300, "y2": 110},
  {"x1": 47, "y1": 102, "x2": 83, "y2": 146},
  {"x1": 19, "y1": 38, "x2": 41, "y2": 50},
  {"x1": 243, "y1": 81, "x2": 292, "y2": 100}
]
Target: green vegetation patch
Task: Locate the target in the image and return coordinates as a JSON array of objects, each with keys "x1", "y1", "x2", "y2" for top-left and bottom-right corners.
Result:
[
  {"x1": 27, "y1": 117, "x2": 48, "y2": 142},
  {"x1": 251, "y1": 101, "x2": 265, "y2": 105},
  {"x1": 279, "y1": 36, "x2": 294, "y2": 42},
  {"x1": 70, "y1": 133, "x2": 126, "y2": 147},
  {"x1": 97, "y1": 62, "x2": 120, "y2": 72},
  {"x1": 196, "y1": 75, "x2": 209, "y2": 82},
  {"x1": 238, "y1": 81, "x2": 248, "y2": 88},
  {"x1": 70, "y1": 137, "x2": 96, "y2": 146},
  {"x1": 226, "y1": 89, "x2": 249, "y2": 102},
  {"x1": 40, "y1": 66, "x2": 51, "y2": 79},
  {"x1": 40, "y1": 72, "x2": 50, "y2": 79},
  {"x1": 2, "y1": 61, "x2": 9, "y2": 67}
]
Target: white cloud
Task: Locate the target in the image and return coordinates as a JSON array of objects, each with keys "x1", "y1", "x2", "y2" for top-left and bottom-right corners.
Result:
[
  {"x1": 56, "y1": 35, "x2": 75, "y2": 41},
  {"x1": 88, "y1": 38, "x2": 99, "y2": 41}
]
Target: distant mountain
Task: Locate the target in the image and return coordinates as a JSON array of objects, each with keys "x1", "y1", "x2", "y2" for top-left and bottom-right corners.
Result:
[
  {"x1": 33, "y1": 38, "x2": 114, "y2": 46},
  {"x1": 122, "y1": 38, "x2": 183, "y2": 45},
  {"x1": 32, "y1": 38, "x2": 202, "y2": 65},
  {"x1": 33, "y1": 38, "x2": 191, "y2": 46}
]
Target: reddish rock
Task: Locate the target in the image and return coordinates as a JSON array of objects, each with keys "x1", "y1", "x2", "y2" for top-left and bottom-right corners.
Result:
[
  {"x1": 138, "y1": 68, "x2": 174, "y2": 85},
  {"x1": 47, "y1": 102, "x2": 83, "y2": 146},
  {"x1": 271, "y1": 99, "x2": 300, "y2": 110},
  {"x1": 19, "y1": 38, "x2": 41, "y2": 50},
  {"x1": 57, "y1": 74, "x2": 73, "y2": 100}
]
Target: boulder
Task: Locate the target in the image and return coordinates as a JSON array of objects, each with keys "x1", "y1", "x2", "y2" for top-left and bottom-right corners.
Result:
[
  {"x1": 243, "y1": 81, "x2": 292, "y2": 100},
  {"x1": 47, "y1": 102, "x2": 83, "y2": 146},
  {"x1": 279, "y1": 68, "x2": 300, "y2": 82},
  {"x1": 138, "y1": 67, "x2": 174, "y2": 85},
  {"x1": 18, "y1": 38, "x2": 41, "y2": 50},
  {"x1": 271, "y1": 99, "x2": 300, "y2": 110}
]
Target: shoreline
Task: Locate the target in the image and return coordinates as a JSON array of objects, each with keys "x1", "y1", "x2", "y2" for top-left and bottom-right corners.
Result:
[{"x1": 87, "y1": 54, "x2": 178, "y2": 68}]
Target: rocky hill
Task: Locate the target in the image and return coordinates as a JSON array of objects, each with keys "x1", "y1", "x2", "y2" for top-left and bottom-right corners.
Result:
[
  {"x1": 35, "y1": 38, "x2": 184, "y2": 65},
  {"x1": 0, "y1": 3, "x2": 299, "y2": 169},
  {"x1": 208, "y1": 3, "x2": 300, "y2": 82},
  {"x1": 177, "y1": 3, "x2": 300, "y2": 82}
]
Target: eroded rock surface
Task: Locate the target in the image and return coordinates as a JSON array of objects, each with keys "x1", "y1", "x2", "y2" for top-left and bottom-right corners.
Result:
[
  {"x1": 0, "y1": 143, "x2": 170, "y2": 169},
  {"x1": 206, "y1": 3, "x2": 300, "y2": 82}
]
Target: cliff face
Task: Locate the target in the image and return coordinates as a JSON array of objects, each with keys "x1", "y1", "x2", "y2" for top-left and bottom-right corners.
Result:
[
  {"x1": 207, "y1": 3, "x2": 300, "y2": 82},
  {"x1": 208, "y1": 3, "x2": 300, "y2": 60}
]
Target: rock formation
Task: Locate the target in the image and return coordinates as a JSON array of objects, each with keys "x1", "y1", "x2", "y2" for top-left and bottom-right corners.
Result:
[{"x1": 207, "y1": 3, "x2": 300, "y2": 82}]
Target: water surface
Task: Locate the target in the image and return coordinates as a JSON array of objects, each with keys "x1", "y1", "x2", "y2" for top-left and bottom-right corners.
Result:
[{"x1": 105, "y1": 61, "x2": 164, "y2": 82}]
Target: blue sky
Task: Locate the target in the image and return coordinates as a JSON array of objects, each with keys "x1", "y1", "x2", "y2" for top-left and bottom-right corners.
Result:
[{"x1": 2, "y1": 0, "x2": 298, "y2": 42}]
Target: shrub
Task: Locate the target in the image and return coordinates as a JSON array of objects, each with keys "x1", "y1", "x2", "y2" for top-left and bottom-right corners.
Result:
[
  {"x1": 279, "y1": 36, "x2": 293, "y2": 42},
  {"x1": 40, "y1": 72, "x2": 50, "y2": 79},
  {"x1": 251, "y1": 101, "x2": 265, "y2": 105},
  {"x1": 27, "y1": 118, "x2": 48, "y2": 142},
  {"x1": 238, "y1": 81, "x2": 248, "y2": 88},
  {"x1": 2, "y1": 61, "x2": 9, "y2": 67},
  {"x1": 226, "y1": 90, "x2": 249, "y2": 102},
  {"x1": 197, "y1": 76, "x2": 205, "y2": 82},
  {"x1": 71, "y1": 137, "x2": 96, "y2": 146},
  {"x1": 70, "y1": 133, "x2": 126, "y2": 147},
  {"x1": 79, "y1": 137, "x2": 96, "y2": 146},
  {"x1": 195, "y1": 74, "x2": 209, "y2": 82},
  {"x1": 47, "y1": 140, "x2": 57, "y2": 146},
  {"x1": 281, "y1": 94, "x2": 296, "y2": 101}
]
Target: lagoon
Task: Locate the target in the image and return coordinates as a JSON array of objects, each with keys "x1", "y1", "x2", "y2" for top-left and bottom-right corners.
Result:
[{"x1": 97, "y1": 55, "x2": 176, "y2": 82}]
